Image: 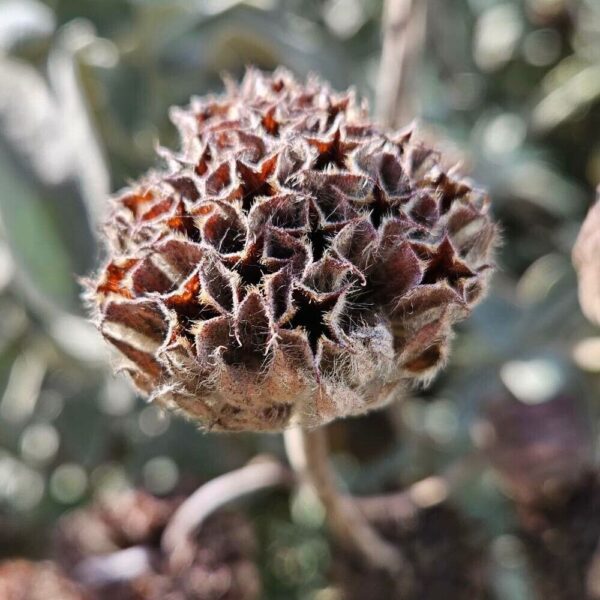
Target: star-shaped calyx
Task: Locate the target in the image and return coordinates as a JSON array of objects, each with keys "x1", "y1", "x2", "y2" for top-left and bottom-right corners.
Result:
[{"x1": 90, "y1": 68, "x2": 496, "y2": 432}]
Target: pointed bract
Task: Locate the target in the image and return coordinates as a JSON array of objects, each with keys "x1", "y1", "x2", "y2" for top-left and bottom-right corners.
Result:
[{"x1": 90, "y1": 68, "x2": 496, "y2": 431}]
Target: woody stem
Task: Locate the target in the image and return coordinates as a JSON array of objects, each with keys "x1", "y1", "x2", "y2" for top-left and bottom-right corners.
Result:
[
  {"x1": 284, "y1": 425, "x2": 408, "y2": 575},
  {"x1": 376, "y1": 0, "x2": 427, "y2": 128}
]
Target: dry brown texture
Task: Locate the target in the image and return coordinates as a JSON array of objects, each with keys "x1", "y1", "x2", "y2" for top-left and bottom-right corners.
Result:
[
  {"x1": 331, "y1": 501, "x2": 491, "y2": 600},
  {"x1": 107, "y1": 513, "x2": 260, "y2": 600},
  {"x1": 518, "y1": 473, "x2": 600, "y2": 600},
  {"x1": 573, "y1": 189, "x2": 600, "y2": 326},
  {"x1": 479, "y1": 394, "x2": 593, "y2": 505},
  {"x1": 54, "y1": 489, "x2": 178, "y2": 570},
  {"x1": 90, "y1": 68, "x2": 496, "y2": 431},
  {"x1": 476, "y1": 392, "x2": 600, "y2": 598},
  {"x1": 54, "y1": 490, "x2": 261, "y2": 600},
  {"x1": 0, "y1": 560, "x2": 89, "y2": 600}
]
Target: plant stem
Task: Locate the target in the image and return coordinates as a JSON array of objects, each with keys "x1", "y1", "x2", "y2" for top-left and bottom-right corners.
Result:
[
  {"x1": 161, "y1": 458, "x2": 291, "y2": 569},
  {"x1": 357, "y1": 453, "x2": 483, "y2": 518},
  {"x1": 376, "y1": 0, "x2": 427, "y2": 128},
  {"x1": 284, "y1": 426, "x2": 409, "y2": 575}
]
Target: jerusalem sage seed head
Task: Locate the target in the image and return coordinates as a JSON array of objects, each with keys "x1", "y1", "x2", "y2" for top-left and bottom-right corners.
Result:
[{"x1": 89, "y1": 68, "x2": 496, "y2": 432}]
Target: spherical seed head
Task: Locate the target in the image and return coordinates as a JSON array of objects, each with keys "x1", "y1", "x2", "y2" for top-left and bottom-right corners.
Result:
[{"x1": 90, "y1": 68, "x2": 497, "y2": 432}]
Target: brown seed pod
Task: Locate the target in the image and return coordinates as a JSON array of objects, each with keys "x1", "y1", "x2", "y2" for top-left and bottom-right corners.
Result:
[
  {"x1": 573, "y1": 189, "x2": 600, "y2": 326},
  {"x1": 54, "y1": 489, "x2": 179, "y2": 571},
  {"x1": 104, "y1": 511, "x2": 261, "y2": 600},
  {"x1": 331, "y1": 501, "x2": 491, "y2": 600},
  {"x1": 518, "y1": 473, "x2": 600, "y2": 600},
  {"x1": 477, "y1": 393, "x2": 593, "y2": 506},
  {"x1": 54, "y1": 490, "x2": 261, "y2": 600},
  {"x1": 89, "y1": 68, "x2": 496, "y2": 432},
  {"x1": 0, "y1": 560, "x2": 89, "y2": 600},
  {"x1": 476, "y1": 390, "x2": 600, "y2": 598}
]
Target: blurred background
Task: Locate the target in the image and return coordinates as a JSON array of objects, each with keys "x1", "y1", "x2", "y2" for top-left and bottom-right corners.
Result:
[{"x1": 0, "y1": 0, "x2": 598, "y2": 598}]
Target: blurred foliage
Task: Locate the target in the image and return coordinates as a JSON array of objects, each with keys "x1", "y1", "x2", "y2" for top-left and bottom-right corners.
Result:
[{"x1": 0, "y1": 0, "x2": 598, "y2": 598}]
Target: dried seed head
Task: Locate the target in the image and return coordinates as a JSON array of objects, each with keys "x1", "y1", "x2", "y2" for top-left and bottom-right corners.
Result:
[
  {"x1": 54, "y1": 489, "x2": 178, "y2": 570},
  {"x1": 54, "y1": 490, "x2": 261, "y2": 600},
  {"x1": 518, "y1": 473, "x2": 600, "y2": 600},
  {"x1": 477, "y1": 393, "x2": 593, "y2": 506},
  {"x1": 332, "y1": 502, "x2": 491, "y2": 600},
  {"x1": 89, "y1": 68, "x2": 496, "y2": 431},
  {"x1": 0, "y1": 560, "x2": 88, "y2": 600},
  {"x1": 573, "y1": 189, "x2": 600, "y2": 326}
]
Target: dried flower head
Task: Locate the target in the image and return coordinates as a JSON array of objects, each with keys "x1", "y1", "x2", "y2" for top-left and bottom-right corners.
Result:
[
  {"x1": 55, "y1": 490, "x2": 261, "y2": 600},
  {"x1": 126, "y1": 511, "x2": 260, "y2": 600},
  {"x1": 0, "y1": 560, "x2": 88, "y2": 600},
  {"x1": 477, "y1": 393, "x2": 593, "y2": 505},
  {"x1": 332, "y1": 501, "x2": 491, "y2": 600},
  {"x1": 54, "y1": 489, "x2": 179, "y2": 570},
  {"x1": 518, "y1": 473, "x2": 600, "y2": 600},
  {"x1": 573, "y1": 189, "x2": 600, "y2": 326},
  {"x1": 90, "y1": 68, "x2": 496, "y2": 431}
]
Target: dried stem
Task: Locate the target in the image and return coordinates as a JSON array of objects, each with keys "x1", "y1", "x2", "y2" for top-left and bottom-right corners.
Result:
[
  {"x1": 284, "y1": 426, "x2": 409, "y2": 576},
  {"x1": 72, "y1": 459, "x2": 290, "y2": 587},
  {"x1": 376, "y1": 0, "x2": 427, "y2": 128},
  {"x1": 161, "y1": 458, "x2": 291, "y2": 569},
  {"x1": 71, "y1": 450, "x2": 474, "y2": 588}
]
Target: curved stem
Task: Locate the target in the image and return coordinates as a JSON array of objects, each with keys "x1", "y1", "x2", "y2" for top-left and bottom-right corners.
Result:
[
  {"x1": 161, "y1": 458, "x2": 292, "y2": 569},
  {"x1": 284, "y1": 426, "x2": 409, "y2": 575},
  {"x1": 73, "y1": 459, "x2": 291, "y2": 584}
]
